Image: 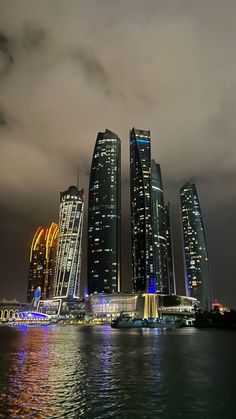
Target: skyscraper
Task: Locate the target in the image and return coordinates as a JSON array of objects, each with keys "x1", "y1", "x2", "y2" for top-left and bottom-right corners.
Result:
[
  {"x1": 44, "y1": 222, "x2": 60, "y2": 299},
  {"x1": 151, "y1": 160, "x2": 169, "y2": 294},
  {"x1": 54, "y1": 186, "x2": 84, "y2": 299},
  {"x1": 165, "y1": 203, "x2": 176, "y2": 295},
  {"x1": 27, "y1": 222, "x2": 59, "y2": 303},
  {"x1": 130, "y1": 128, "x2": 155, "y2": 293},
  {"x1": 87, "y1": 129, "x2": 121, "y2": 294},
  {"x1": 180, "y1": 183, "x2": 212, "y2": 310}
]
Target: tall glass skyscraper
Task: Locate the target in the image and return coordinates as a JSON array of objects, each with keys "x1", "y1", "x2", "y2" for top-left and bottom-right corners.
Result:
[
  {"x1": 130, "y1": 128, "x2": 155, "y2": 293},
  {"x1": 44, "y1": 222, "x2": 60, "y2": 299},
  {"x1": 27, "y1": 222, "x2": 59, "y2": 302},
  {"x1": 54, "y1": 186, "x2": 84, "y2": 299},
  {"x1": 180, "y1": 183, "x2": 212, "y2": 310},
  {"x1": 87, "y1": 129, "x2": 121, "y2": 294},
  {"x1": 165, "y1": 203, "x2": 176, "y2": 295},
  {"x1": 151, "y1": 159, "x2": 169, "y2": 294}
]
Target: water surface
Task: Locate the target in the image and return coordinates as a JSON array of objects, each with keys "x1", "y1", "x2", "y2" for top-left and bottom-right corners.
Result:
[{"x1": 0, "y1": 325, "x2": 234, "y2": 418}]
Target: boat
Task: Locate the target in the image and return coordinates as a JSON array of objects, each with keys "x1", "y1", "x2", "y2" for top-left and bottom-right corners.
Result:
[
  {"x1": 111, "y1": 316, "x2": 148, "y2": 328},
  {"x1": 10, "y1": 311, "x2": 52, "y2": 326},
  {"x1": 111, "y1": 314, "x2": 177, "y2": 329},
  {"x1": 180, "y1": 318, "x2": 196, "y2": 327},
  {"x1": 147, "y1": 318, "x2": 177, "y2": 329}
]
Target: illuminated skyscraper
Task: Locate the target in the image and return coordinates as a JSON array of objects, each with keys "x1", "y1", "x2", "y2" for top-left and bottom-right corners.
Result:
[
  {"x1": 54, "y1": 186, "x2": 84, "y2": 298},
  {"x1": 44, "y1": 223, "x2": 59, "y2": 298},
  {"x1": 27, "y1": 222, "x2": 59, "y2": 303},
  {"x1": 165, "y1": 203, "x2": 176, "y2": 294},
  {"x1": 130, "y1": 128, "x2": 155, "y2": 293},
  {"x1": 180, "y1": 183, "x2": 212, "y2": 310},
  {"x1": 87, "y1": 129, "x2": 121, "y2": 294},
  {"x1": 27, "y1": 227, "x2": 46, "y2": 303},
  {"x1": 151, "y1": 160, "x2": 168, "y2": 294}
]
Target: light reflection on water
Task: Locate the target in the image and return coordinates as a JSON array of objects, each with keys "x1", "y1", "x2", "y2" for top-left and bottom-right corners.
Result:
[{"x1": 0, "y1": 325, "x2": 235, "y2": 418}]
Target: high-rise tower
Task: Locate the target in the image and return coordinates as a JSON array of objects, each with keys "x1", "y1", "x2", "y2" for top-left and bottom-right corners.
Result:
[
  {"x1": 87, "y1": 129, "x2": 121, "y2": 294},
  {"x1": 44, "y1": 222, "x2": 59, "y2": 299},
  {"x1": 165, "y1": 203, "x2": 176, "y2": 294},
  {"x1": 27, "y1": 222, "x2": 59, "y2": 303},
  {"x1": 54, "y1": 186, "x2": 84, "y2": 298},
  {"x1": 151, "y1": 160, "x2": 169, "y2": 294},
  {"x1": 180, "y1": 183, "x2": 211, "y2": 310},
  {"x1": 27, "y1": 227, "x2": 46, "y2": 303},
  {"x1": 130, "y1": 128, "x2": 155, "y2": 293}
]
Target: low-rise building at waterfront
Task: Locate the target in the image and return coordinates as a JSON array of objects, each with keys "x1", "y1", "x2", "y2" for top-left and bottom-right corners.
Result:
[
  {"x1": 34, "y1": 292, "x2": 197, "y2": 321},
  {"x1": 86, "y1": 293, "x2": 197, "y2": 320},
  {"x1": 86, "y1": 293, "x2": 139, "y2": 319},
  {"x1": 37, "y1": 298, "x2": 85, "y2": 319},
  {"x1": 0, "y1": 299, "x2": 30, "y2": 322},
  {"x1": 158, "y1": 294, "x2": 198, "y2": 318}
]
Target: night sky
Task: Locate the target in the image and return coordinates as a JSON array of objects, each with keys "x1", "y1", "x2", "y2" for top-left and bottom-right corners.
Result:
[{"x1": 1, "y1": 1, "x2": 236, "y2": 307}]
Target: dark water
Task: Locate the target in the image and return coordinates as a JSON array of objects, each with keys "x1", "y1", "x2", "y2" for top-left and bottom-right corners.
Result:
[{"x1": 0, "y1": 325, "x2": 235, "y2": 419}]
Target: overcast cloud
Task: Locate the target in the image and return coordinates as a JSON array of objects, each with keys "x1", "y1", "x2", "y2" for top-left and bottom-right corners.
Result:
[{"x1": 0, "y1": 0, "x2": 236, "y2": 306}]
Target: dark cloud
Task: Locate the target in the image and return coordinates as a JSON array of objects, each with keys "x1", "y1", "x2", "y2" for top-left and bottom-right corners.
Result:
[
  {"x1": 0, "y1": 32, "x2": 12, "y2": 58},
  {"x1": 73, "y1": 47, "x2": 111, "y2": 94},
  {"x1": 0, "y1": 111, "x2": 7, "y2": 126},
  {"x1": 0, "y1": 0, "x2": 236, "y2": 307},
  {"x1": 0, "y1": 107, "x2": 17, "y2": 129},
  {"x1": 0, "y1": 31, "x2": 14, "y2": 75},
  {"x1": 21, "y1": 23, "x2": 47, "y2": 50}
]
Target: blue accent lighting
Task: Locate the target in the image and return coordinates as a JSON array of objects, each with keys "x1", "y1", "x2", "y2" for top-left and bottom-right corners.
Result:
[
  {"x1": 148, "y1": 274, "x2": 157, "y2": 294},
  {"x1": 132, "y1": 139, "x2": 150, "y2": 144}
]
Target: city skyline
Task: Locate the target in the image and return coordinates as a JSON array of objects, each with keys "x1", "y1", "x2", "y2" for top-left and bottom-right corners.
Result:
[
  {"x1": 1, "y1": 1, "x2": 236, "y2": 307},
  {"x1": 25, "y1": 129, "x2": 212, "y2": 308},
  {"x1": 0, "y1": 3, "x2": 235, "y2": 419},
  {"x1": 0, "y1": 126, "x2": 229, "y2": 307}
]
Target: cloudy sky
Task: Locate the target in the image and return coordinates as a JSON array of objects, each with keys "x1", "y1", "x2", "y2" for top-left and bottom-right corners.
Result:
[{"x1": 1, "y1": 0, "x2": 236, "y2": 306}]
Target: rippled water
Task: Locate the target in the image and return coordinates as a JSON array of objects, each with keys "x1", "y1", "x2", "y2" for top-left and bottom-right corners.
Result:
[{"x1": 0, "y1": 325, "x2": 235, "y2": 418}]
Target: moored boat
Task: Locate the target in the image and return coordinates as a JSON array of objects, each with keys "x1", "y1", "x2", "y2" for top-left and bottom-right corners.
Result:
[
  {"x1": 111, "y1": 316, "x2": 148, "y2": 328},
  {"x1": 111, "y1": 315, "x2": 177, "y2": 329},
  {"x1": 10, "y1": 311, "x2": 52, "y2": 326},
  {"x1": 180, "y1": 318, "x2": 196, "y2": 327}
]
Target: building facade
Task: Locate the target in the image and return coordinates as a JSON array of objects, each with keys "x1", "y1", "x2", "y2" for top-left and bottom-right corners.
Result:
[
  {"x1": 27, "y1": 222, "x2": 59, "y2": 303},
  {"x1": 37, "y1": 298, "x2": 85, "y2": 319},
  {"x1": 151, "y1": 160, "x2": 169, "y2": 294},
  {"x1": 86, "y1": 293, "x2": 197, "y2": 320},
  {"x1": 130, "y1": 128, "x2": 155, "y2": 293},
  {"x1": 44, "y1": 223, "x2": 60, "y2": 298},
  {"x1": 87, "y1": 293, "x2": 138, "y2": 318},
  {"x1": 0, "y1": 299, "x2": 30, "y2": 322},
  {"x1": 180, "y1": 183, "x2": 212, "y2": 310},
  {"x1": 87, "y1": 129, "x2": 121, "y2": 294},
  {"x1": 54, "y1": 186, "x2": 84, "y2": 298},
  {"x1": 165, "y1": 203, "x2": 176, "y2": 294}
]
